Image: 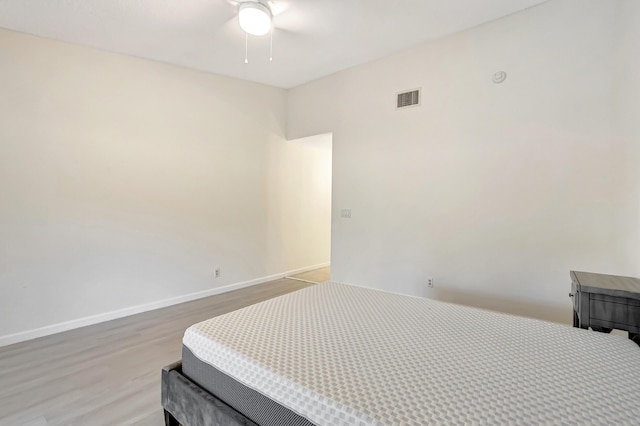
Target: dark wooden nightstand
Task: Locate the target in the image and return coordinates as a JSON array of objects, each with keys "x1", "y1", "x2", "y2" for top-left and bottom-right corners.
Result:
[{"x1": 570, "y1": 270, "x2": 640, "y2": 345}]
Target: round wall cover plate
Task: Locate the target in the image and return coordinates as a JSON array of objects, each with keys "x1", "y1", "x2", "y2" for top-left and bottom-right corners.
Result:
[{"x1": 492, "y1": 71, "x2": 507, "y2": 84}]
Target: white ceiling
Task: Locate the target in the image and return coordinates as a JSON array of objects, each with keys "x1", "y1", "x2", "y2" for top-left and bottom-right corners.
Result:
[{"x1": 0, "y1": 0, "x2": 549, "y2": 88}]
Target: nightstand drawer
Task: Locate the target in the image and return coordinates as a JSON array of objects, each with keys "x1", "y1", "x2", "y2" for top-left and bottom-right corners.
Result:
[
  {"x1": 590, "y1": 294, "x2": 640, "y2": 327},
  {"x1": 590, "y1": 295, "x2": 627, "y2": 325}
]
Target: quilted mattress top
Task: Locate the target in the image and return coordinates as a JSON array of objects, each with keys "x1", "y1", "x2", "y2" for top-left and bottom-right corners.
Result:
[{"x1": 183, "y1": 282, "x2": 640, "y2": 425}]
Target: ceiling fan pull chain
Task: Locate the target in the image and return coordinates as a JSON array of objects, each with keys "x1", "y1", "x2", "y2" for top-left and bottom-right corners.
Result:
[
  {"x1": 269, "y1": 28, "x2": 273, "y2": 62},
  {"x1": 245, "y1": 32, "x2": 249, "y2": 64}
]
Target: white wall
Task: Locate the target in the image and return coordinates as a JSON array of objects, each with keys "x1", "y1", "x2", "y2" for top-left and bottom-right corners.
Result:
[
  {"x1": 0, "y1": 29, "x2": 330, "y2": 343},
  {"x1": 288, "y1": 0, "x2": 636, "y2": 323},
  {"x1": 611, "y1": 0, "x2": 640, "y2": 278}
]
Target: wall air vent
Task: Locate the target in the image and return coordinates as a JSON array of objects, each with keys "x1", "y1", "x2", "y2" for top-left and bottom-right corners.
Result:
[{"x1": 396, "y1": 88, "x2": 421, "y2": 109}]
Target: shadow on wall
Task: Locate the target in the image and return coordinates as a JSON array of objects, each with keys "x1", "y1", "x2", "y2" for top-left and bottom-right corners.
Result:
[{"x1": 433, "y1": 287, "x2": 571, "y2": 325}]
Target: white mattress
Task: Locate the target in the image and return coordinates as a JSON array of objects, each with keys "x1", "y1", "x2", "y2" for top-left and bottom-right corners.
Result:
[{"x1": 183, "y1": 282, "x2": 640, "y2": 426}]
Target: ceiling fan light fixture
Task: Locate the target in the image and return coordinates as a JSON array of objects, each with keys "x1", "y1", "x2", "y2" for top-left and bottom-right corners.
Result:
[{"x1": 239, "y1": 2, "x2": 272, "y2": 36}]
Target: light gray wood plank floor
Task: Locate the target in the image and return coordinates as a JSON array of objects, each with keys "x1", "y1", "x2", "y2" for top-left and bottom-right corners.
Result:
[
  {"x1": 285, "y1": 266, "x2": 332, "y2": 284},
  {"x1": 0, "y1": 267, "x2": 330, "y2": 426}
]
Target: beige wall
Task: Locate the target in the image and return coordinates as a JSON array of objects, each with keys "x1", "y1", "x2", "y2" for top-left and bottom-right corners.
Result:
[
  {"x1": 612, "y1": 0, "x2": 640, "y2": 278},
  {"x1": 288, "y1": 0, "x2": 637, "y2": 323},
  {"x1": 0, "y1": 29, "x2": 330, "y2": 342},
  {"x1": 2, "y1": 0, "x2": 636, "y2": 342}
]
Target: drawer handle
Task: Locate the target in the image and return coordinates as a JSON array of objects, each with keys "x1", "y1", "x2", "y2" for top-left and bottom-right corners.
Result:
[{"x1": 569, "y1": 293, "x2": 574, "y2": 298}]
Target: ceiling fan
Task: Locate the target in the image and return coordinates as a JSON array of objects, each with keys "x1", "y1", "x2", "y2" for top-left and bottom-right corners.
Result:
[
  {"x1": 223, "y1": 0, "x2": 287, "y2": 63},
  {"x1": 237, "y1": 1, "x2": 273, "y2": 36}
]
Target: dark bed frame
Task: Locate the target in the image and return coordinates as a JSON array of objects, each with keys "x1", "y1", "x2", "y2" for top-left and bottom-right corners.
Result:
[{"x1": 162, "y1": 361, "x2": 258, "y2": 426}]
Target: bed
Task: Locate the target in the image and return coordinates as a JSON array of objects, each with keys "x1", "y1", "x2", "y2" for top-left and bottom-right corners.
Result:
[{"x1": 162, "y1": 282, "x2": 640, "y2": 425}]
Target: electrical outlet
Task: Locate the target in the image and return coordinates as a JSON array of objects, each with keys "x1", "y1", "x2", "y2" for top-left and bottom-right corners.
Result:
[
  {"x1": 215, "y1": 267, "x2": 221, "y2": 278},
  {"x1": 427, "y1": 277, "x2": 434, "y2": 288}
]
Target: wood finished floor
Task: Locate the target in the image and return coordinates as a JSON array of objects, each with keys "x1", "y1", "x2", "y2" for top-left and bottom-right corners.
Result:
[{"x1": 0, "y1": 267, "x2": 330, "y2": 426}]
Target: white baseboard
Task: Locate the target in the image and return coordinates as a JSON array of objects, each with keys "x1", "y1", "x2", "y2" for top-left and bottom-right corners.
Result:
[{"x1": 0, "y1": 262, "x2": 329, "y2": 348}]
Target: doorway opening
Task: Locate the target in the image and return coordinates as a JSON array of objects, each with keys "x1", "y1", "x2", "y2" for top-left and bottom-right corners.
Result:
[{"x1": 282, "y1": 133, "x2": 332, "y2": 283}]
